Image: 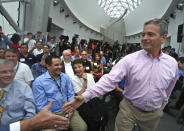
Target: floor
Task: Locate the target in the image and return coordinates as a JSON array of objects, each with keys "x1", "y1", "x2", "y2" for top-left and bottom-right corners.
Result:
[
  {"x1": 157, "y1": 113, "x2": 183, "y2": 131},
  {"x1": 157, "y1": 89, "x2": 183, "y2": 131}
]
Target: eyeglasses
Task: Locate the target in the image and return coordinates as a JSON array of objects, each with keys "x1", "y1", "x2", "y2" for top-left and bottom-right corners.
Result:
[
  {"x1": 65, "y1": 54, "x2": 72, "y2": 56},
  {"x1": 0, "y1": 70, "x2": 14, "y2": 74},
  {"x1": 82, "y1": 54, "x2": 87, "y2": 56}
]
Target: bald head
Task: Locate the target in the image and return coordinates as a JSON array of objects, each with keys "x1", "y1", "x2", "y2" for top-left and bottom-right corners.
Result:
[
  {"x1": 63, "y1": 49, "x2": 72, "y2": 63},
  {"x1": 63, "y1": 49, "x2": 71, "y2": 56}
]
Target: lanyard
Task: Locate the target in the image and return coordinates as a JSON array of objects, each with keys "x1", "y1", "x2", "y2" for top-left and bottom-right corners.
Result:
[
  {"x1": 15, "y1": 62, "x2": 20, "y2": 74},
  {"x1": 53, "y1": 75, "x2": 62, "y2": 94},
  {"x1": 52, "y1": 75, "x2": 68, "y2": 104}
]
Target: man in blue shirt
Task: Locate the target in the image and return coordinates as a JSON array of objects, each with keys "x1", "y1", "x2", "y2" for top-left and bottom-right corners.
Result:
[
  {"x1": 32, "y1": 55, "x2": 87, "y2": 131},
  {"x1": 0, "y1": 101, "x2": 70, "y2": 131},
  {"x1": 0, "y1": 59, "x2": 36, "y2": 125},
  {"x1": 31, "y1": 55, "x2": 48, "y2": 79},
  {"x1": 0, "y1": 26, "x2": 13, "y2": 50},
  {"x1": 0, "y1": 59, "x2": 70, "y2": 131},
  {"x1": 100, "y1": 51, "x2": 106, "y2": 64}
]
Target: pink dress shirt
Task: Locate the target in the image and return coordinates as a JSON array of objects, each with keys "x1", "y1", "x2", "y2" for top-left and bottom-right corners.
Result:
[{"x1": 82, "y1": 49, "x2": 178, "y2": 111}]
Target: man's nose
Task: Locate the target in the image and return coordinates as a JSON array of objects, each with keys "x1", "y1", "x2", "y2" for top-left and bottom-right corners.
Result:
[
  {"x1": 142, "y1": 34, "x2": 149, "y2": 40},
  {"x1": 5, "y1": 71, "x2": 13, "y2": 76},
  {"x1": 58, "y1": 65, "x2": 62, "y2": 69}
]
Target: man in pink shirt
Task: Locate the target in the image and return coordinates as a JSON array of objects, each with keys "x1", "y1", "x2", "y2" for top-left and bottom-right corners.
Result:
[{"x1": 63, "y1": 18, "x2": 178, "y2": 131}]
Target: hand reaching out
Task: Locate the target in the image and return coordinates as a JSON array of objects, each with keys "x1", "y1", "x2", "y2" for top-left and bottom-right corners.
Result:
[{"x1": 62, "y1": 95, "x2": 84, "y2": 113}]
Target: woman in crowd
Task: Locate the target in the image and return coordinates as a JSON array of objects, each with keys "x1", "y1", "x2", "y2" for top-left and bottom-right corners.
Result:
[
  {"x1": 91, "y1": 52, "x2": 104, "y2": 82},
  {"x1": 71, "y1": 59, "x2": 95, "y2": 95},
  {"x1": 71, "y1": 59, "x2": 107, "y2": 131},
  {"x1": 11, "y1": 33, "x2": 21, "y2": 54}
]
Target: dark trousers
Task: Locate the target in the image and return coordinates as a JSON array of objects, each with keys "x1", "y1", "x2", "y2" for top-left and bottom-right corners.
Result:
[{"x1": 176, "y1": 89, "x2": 184, "y2": 109}]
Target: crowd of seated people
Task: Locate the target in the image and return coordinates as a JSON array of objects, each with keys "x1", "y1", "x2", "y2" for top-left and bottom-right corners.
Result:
[{"x1": 1, "y1": 25, "x2": 184, "y2": 131}]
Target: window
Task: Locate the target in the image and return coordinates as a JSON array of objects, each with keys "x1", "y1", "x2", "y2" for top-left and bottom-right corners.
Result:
[{"x1": 98, "y1": 0, "x2": 142, "y2": 18}]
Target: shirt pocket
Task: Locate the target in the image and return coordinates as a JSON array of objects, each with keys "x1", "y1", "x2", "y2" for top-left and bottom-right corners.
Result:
[
  {"x1": 157, "y1": 72, "x2": 175, "y2": 90},
  {"x1": 6, "y1": 103, "x2": 24, "y2": 119}
]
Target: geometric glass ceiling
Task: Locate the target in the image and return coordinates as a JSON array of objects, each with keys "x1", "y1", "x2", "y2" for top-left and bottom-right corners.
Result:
[{"x1": 98, "y1": 0, "x2": 142, "y2": 18}]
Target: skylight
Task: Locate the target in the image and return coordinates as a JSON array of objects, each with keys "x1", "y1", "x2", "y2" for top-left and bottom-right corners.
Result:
[{"x1": 98, "y1": 0, "x2": 142, "y2": 18}]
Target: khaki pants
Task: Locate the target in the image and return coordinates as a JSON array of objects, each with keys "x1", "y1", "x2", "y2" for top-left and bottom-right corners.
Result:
[
  {"x1": 115, "y1": 98, "x2": 163, "y2": 131},
  {"x1": 43, "y1": 110, "x2": 87, "y2": 131}
]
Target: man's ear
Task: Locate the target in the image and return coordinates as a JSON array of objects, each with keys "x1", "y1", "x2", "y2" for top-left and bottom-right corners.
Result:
[
  {"x1": 47, "y1": 65, "x2": 51, "y2": 70},
  {"x1": 83, "y1": 66, "x2": 86, "y2": 72},
  {"x1": 161, "y1": 34, "x2": 167, "y2": 43}
]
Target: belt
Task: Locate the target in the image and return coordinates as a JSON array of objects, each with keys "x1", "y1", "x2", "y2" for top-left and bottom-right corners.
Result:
[{"x1": 124, "y1": 97, "x2": 155, "y2": 113}]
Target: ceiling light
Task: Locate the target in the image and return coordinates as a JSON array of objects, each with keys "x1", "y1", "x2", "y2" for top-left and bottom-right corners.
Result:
[
  {"x1": 65, "y1": 14, "x2": 69, "y2": 18},
  {"x1": 60, "y1": 7, "x2": 64, "y2": 13},
  {"x1": 176, "y1": 3, "x2": 184, "y2": 10},
  {"x1": 53, "y1": 0, "x2": 59, "y2": 6}
]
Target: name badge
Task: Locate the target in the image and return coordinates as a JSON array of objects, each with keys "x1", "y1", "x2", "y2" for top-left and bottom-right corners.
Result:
[
  {"x1": 20, "y1": 58, "x2": 25, "y2": 62},
  {"x1": 86, "y1": 66, "x2": 89, "y2": 70},
  {"x1": 94, "y1": 63, "x2": 97, "y2": 66}
]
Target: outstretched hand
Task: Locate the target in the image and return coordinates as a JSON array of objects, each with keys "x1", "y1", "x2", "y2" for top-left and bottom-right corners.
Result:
[
  {"x1": 62, "y1": 95, "x2": 84, "y2": 113},
  {"x1": 21, "y1": 101, "x2": 70, "y2": 131}
]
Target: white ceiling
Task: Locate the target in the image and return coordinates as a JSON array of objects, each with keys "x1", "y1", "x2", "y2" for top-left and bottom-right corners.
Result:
[
  {"x1": 64, "y1": 0, "x2": 111, "y2": 32},
  {"x1": 64, "y1": 0, "x2": 176, "y2": 36}
]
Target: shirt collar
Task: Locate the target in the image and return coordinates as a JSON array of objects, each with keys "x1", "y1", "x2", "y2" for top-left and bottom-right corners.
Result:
[
  {"x1": 142, "y1": 49, "x2": 163, "y2": 60},
  {"x1": 0, "y1": 83, "x2": 12, "y2": 92},
  {"x1": 13, "y1": 61, "x2": 19, "y2": 70},
  {"x1": 45, "y1": 71, "x2": 52, "y2": 79},
  {"x1": 45, "y1": 71, "x2": 63, "y2": 79},
  {"x1": 64, "y1": 61, "x2": 71, "y2": 65}
]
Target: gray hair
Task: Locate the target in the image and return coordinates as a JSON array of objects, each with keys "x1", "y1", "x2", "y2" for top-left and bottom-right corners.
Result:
[
  {"x1": 4, "y1": 49, "x2": 18, "y2": 57},
  {"x1": 144, "y1": 18, "x2": 168, "y2": 36},
  {"x1": 0, "y1": 59, "x2": 14, "y2": 66},
  {"x1": 62, "y1": 49, "x2": 71, "y2": 56}
]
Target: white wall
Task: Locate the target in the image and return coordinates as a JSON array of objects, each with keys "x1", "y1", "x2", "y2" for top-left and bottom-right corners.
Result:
[
  {"x1": 126, "y1": 37, "x2": 141, "y2": 44},
  {"x1": 124, "y1": 0, "x2": 172, "y2": 36},
  {"x1": 48, "y1": 24, "x2": 64, "y2": 42},
  {"x1": 102, "y1": 19, "x2": 126, "y2": 44},
  {"x1": 126, "y1": 6, "x2": 184, "y2": 55},
  {"x1": 49, "y1": 2, "x2": 103, "y2": 43},
  {"x1": 166, "y1": 8, "x2": 184, "y2": 54}
]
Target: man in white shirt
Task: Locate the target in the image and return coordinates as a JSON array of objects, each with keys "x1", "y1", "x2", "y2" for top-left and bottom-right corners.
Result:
[
  {"x1": 4, "y1": 49, "x2": 34, "y2": 86},
  {"x1": 30, "y1": 41, "x2": 43, "y2": 57},
  {"x1": 47, "y1": 36, "x2": 56, "y2": 53},
  {"x1": 61, "y1": 49, "x2": 75, "y2": 79},
  {"x1": 24, "y1": 32, "x2": 36, "y2": 52}
]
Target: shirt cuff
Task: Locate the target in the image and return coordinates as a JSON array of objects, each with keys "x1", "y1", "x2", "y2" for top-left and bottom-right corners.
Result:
[
  {"x1": 82, "y1": 91, "x2": 92, "y2": 102},
  {"x1": 10, "y1": 121, "x2": 20, "y2": 131}
]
